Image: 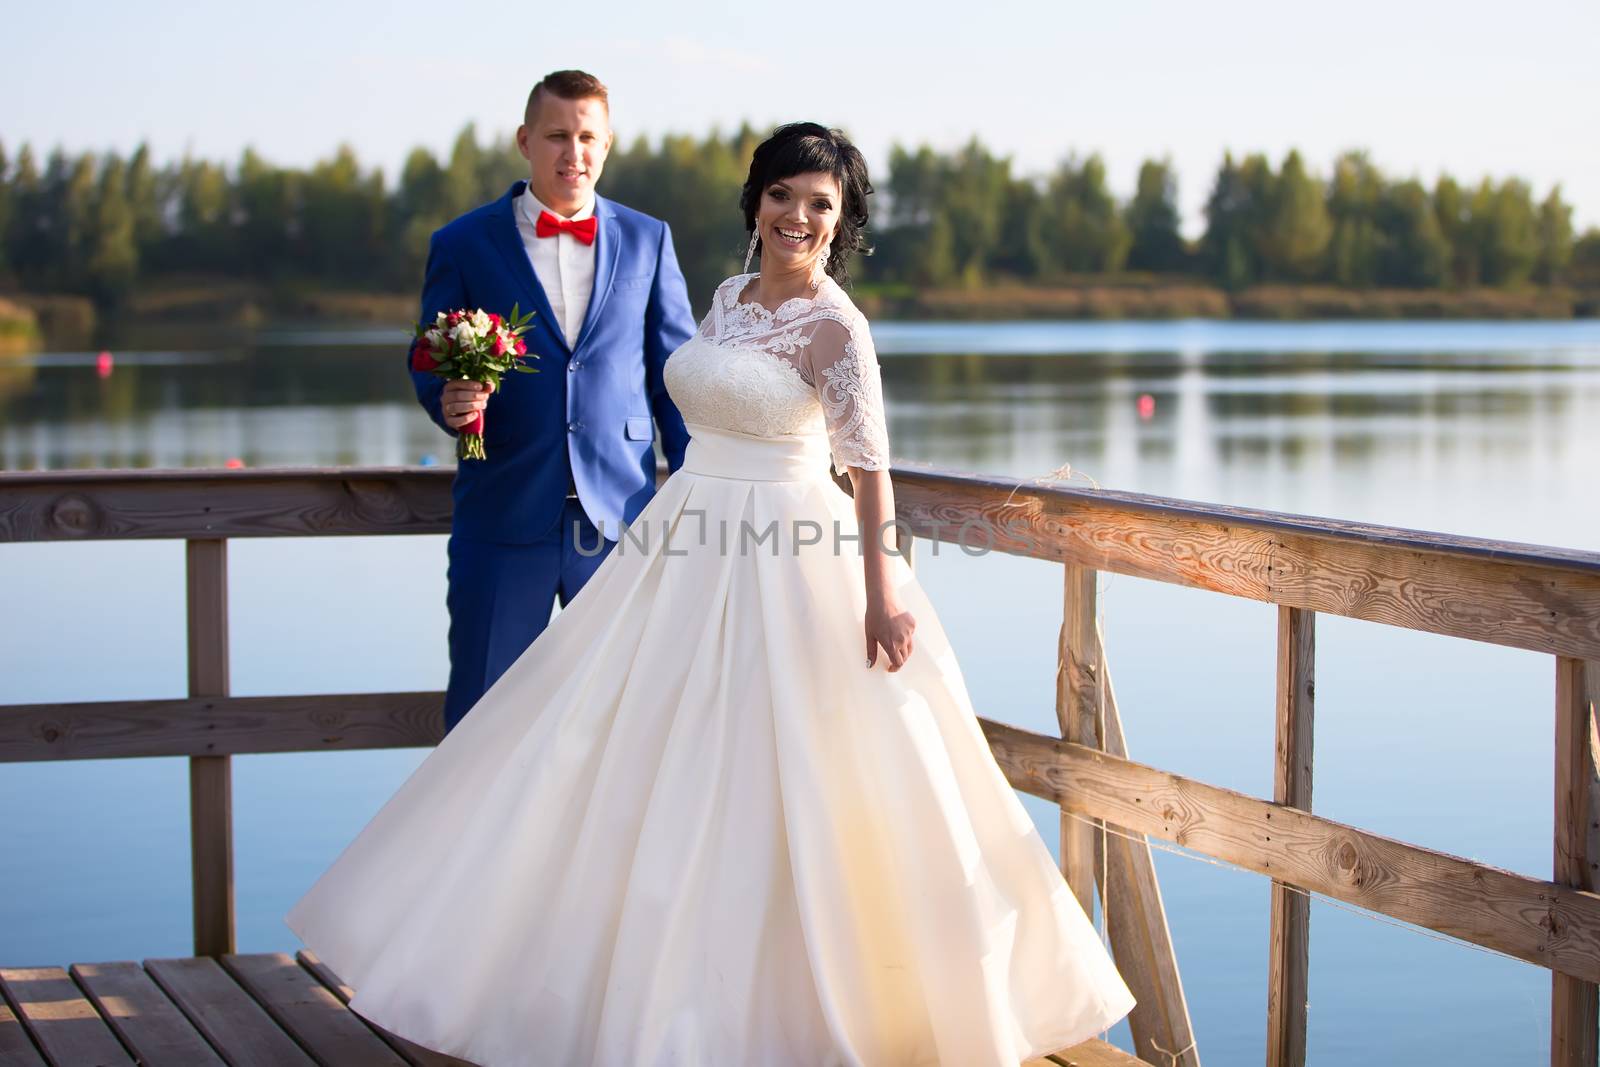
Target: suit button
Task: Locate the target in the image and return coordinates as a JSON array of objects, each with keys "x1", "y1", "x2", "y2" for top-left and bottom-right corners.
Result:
[
  {"x1": 569, "y1": 361, "x2": 582, "y2": 372},
  {"x1": 567, "y1": 420, "x2": 582, "y2": 433}
]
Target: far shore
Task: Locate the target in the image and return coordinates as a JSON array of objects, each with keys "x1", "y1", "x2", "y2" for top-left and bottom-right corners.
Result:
[
  {"x1": 2, "y1": 278, "x2": 1597, "y2": 348},
  {"x1": 0, "y1": 297, "x2": 42, "y2": 354}
]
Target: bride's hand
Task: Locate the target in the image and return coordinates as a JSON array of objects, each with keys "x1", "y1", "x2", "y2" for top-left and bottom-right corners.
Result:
[{"x1": 865, "y1": 594, "x2": 916, "y2": 672}]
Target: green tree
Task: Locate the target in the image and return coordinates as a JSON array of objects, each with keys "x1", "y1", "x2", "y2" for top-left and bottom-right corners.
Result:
[
  {"x1": 881, "y1": 144, "x2": 957, "y2": 287},
  {"x1": 1124, "y1": 159, "x2": 1186, "y2": 273},
  {"x1": 173, "y1": 157, "x2": 233, "y2": 272},
  {"x1": 0, "y1": 141, "x2": 11, "y2": 276},
  {"x1": 885, "y1": 144, "x2": 943, "y2": 227},
  {"x1": 235, "y1": 148, "x2": 298, "y2": 280},
  {"x1": 1471, "y1": 178, "x2": 1539, "y2": 286},
  {"x1": 991, "y1": 175, "x2": 1048, "y2": 279},
  {"x1": 1375, "y1": 179, "x2": 1450, "y2": 287},
  {"x1": 86, "y1": 155, "x2": 138, "y2": 303},
  {"x1": 444, "y1": 125, "x2": 485, "y2": 219},
  {"x1": 1569, "y1": 228, "x2": 1600, "y2": 288},
  {"x1": 394, "y1": 145, "x2": 448, "y2": 274},
  {"x1": 1042, "y1": 153, "x2": 1129, "y2": 275},
  {"x1": 301, "y1": 144, "x2": 387, "y2": 281},
  {"x1": 478, "y1": 132, "x2": 526, "y2": 204},
  {"x1": 1433, "y1": 175, "x2": 1473, "y2": 285},
  {"x1": 941, "y1": 140, "x2": 1011, "y2": 285},
  {"x1": 1257, "y1": 150, "x2": 1330, "y2": 281},
  {"x1": 125, "y1": 144, "x2": 163, "y2": 251},
  {"x1": 1201, "y1": 152, "x2": 1271, "y2": 289},
  {"x1": 5, "y1": 145, "x2": 42, "y2": 279},
  {"x1": 1326, "y1": 151, "x2": 1384, "y2": 287},
  {"x1": 1534, "y1": 185, "x2": 1574, "y2": 285},
  {"x1": 39, "y1": 151, "x2": 100, "y2": 292}
]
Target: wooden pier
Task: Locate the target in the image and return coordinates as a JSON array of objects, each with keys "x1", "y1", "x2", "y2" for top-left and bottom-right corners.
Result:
[
  {"x1": 0, "y1": 953, "x2": 1143, "y2": 1067},
  {"x1": 3, "y1": 464, "x2": 1599, "y2": 1066}
]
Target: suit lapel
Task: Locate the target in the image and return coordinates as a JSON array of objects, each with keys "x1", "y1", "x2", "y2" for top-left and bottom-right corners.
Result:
[
  {"x1": 573, "y1": 196, "x2": 620, "y2": 354},
  {"x1": 485, "y1": 181, "x2": 570, "y2": 356}
]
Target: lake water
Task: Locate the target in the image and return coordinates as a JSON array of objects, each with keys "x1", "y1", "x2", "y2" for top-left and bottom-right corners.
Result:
[{"x1": 4, "y1": 318, "x2": 1599, "y2": 1064}]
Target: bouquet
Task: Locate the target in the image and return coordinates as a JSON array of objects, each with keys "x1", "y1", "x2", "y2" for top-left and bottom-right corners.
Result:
[{"x1": 411, "y1": 305, "x2": 538, "y2": 460}]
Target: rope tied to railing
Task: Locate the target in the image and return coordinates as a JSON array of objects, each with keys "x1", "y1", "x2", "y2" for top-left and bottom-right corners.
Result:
[
  {"x1": 1148, "y1": 1037, "x2": 1199, "y2": 1067},
  {"x1": 999, "y1": 462, "x2": 1101, "y2": 511}
]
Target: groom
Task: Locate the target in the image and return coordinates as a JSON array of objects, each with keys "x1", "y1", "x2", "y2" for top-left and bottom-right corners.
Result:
[{"x1": 409, "y1": 70, "x2": 694, "y2": 732}]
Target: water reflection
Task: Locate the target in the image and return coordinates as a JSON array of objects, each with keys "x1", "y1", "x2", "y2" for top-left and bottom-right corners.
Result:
[{"x1": 4, "y1": 321, "x2": 1600, "y2": 555}]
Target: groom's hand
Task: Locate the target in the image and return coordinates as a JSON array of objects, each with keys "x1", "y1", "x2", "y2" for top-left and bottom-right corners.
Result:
[{"x1": 441, "y1": 380, "x2": 493, "y2": 431}]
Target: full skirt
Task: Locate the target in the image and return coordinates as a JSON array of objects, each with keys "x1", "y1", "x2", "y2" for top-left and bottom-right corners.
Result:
[{"x1": 286, "y1": 424, "x2": 1134, "y2": 1066}]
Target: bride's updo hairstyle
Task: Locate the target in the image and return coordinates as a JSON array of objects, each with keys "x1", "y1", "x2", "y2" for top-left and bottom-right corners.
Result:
[{"x1": 740, "y1": 123, "x2": 872, "y2": 284}]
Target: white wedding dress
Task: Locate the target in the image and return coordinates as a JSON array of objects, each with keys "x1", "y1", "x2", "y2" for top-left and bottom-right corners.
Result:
[{"x1": 286, "y1": 274, "x2": 1134, "y2": 1066}]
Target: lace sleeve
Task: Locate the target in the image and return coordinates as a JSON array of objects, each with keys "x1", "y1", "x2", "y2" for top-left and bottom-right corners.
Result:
[
  {"x1": 698, "y1": 276, "x2": 743, "y2": 338},
  {"x1": 801, "y1": 314, "x2": 891, "y2": 473}
]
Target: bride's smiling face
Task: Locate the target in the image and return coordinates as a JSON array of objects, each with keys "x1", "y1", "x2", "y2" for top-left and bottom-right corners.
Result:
[{"x1": 757, "y1": 171, "x2": 842, "y2": 275}]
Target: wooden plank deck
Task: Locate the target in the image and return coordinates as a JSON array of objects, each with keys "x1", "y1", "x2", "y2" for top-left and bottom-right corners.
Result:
[{"x1": 0, "y1": 953, "x2": 1150, "y2": 1066}]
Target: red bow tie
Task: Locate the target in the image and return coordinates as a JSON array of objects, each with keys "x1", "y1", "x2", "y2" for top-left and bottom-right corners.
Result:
[{"x1": 535, "y1": 210, "x2": 598, "y2": 246}]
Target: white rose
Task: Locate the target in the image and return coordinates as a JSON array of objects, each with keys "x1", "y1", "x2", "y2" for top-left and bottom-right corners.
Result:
[
  {"x1": 451, "y1": 322, "x2": 478, "y2": 346},
  {"x1": 471, "y1": 309, "x2": 491, "y2": 331}
]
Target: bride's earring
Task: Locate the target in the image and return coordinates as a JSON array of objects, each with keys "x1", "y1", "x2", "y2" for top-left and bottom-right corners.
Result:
[
  {"x1": 810, "y1": 246, "x2": 831, "y2": 292},
  {"x1": 744, "y1": 231, "x2": 759, "y2": 273}
]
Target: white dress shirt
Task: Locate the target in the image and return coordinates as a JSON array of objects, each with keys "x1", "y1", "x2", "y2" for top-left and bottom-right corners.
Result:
[{"x1": 516, "y1": 187, "x2": 597, "y2": 350}]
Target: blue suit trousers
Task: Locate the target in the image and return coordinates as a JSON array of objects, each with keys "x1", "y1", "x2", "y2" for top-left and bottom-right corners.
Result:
[{"x1": 442, "y1": 499, "x2": 614, "y2": 733}]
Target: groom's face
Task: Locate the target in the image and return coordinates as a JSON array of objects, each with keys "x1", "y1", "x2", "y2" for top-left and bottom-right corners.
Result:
[{"x1": 517, "y1": 94, "x2": 613, "y2": 217}]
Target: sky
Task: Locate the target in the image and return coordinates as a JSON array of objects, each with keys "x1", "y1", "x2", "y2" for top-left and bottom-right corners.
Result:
[{"x1": 7, "y1": 0, "x2": 1598, "y2": 238}]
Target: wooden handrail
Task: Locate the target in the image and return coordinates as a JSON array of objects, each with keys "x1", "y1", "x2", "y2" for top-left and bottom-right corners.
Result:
[
  {"x1": 981, "y1": 719, "x2": 1600, "y2": 986},
  {"x1": 4, "y1": 465, "x2": 1598, "y2": 659},
  {"x1": 0, "y1": 692, "x2": 445, "y2": 761},
  {"x1": 5, "y1": 464, "x2": 1598, "y2": 572}
]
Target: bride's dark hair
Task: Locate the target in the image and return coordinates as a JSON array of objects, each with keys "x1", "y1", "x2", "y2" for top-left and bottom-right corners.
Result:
[{"x1": 740, "y1": 123, "x2": 872, "y2": 284}]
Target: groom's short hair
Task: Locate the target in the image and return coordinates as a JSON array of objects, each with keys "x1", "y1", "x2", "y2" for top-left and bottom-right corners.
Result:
[{"x1": 525, "y1": 70, "x2": 610, "y2": 126}]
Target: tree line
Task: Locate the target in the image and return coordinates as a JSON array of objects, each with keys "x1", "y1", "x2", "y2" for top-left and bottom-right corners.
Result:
[{"x1": 0, "y1": 125, "x2": 1595, "y2": 313}]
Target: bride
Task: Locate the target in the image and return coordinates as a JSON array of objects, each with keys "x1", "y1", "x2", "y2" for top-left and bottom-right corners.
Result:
[{"x1": 287, "y1": 122, "x2": 1134, "y2": 1066}]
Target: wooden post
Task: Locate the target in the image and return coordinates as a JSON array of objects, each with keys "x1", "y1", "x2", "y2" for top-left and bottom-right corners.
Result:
[
  {"x1": 1058, "y1": 565, "x2": 1099, "y2": 921},
  {"x1": 1098, "y1": 632, "x2": 1202, "y2": 1066},
  {"x1": 1588, "y1": 698, "x2": 1600, "y2": 894},
  {"x1": 1553, "y1": 657, "x2": 1598, "y2": 1067},
  {"x1": 1266, "y1": 607, "x2": 1315, "y2": 1067},
  {"x1": 187, "y1": 539, "x2": 234, "y2": 958}
]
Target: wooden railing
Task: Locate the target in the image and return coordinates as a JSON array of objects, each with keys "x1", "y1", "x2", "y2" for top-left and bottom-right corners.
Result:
[{"x1": 3, "y1": 465, "x2": 1598, "y2": 1067}]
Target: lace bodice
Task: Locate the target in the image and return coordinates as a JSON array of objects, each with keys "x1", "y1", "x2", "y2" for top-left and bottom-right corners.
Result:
[{"x1": 664, "y1": 274, "x2": 890, "y2": 473}]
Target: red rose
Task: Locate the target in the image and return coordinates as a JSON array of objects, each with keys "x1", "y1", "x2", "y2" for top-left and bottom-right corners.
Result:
[
  {"x1": 514, "y1": 338, "x2": 527, "y2": 356},
  {"x1": 411, "y1": 340, "x2": 439, "y2": 372},
  {"x1": 492, "y1": 334, "x2": 507, "y2": 356},
  {"x1": 488, "y1": 313, "x2": 502, "y2": 328}
]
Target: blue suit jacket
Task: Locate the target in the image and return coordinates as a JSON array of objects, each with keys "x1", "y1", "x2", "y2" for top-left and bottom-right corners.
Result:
[{"x1": 410, "y1": 181, "x2": 694, "y2": 544}]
